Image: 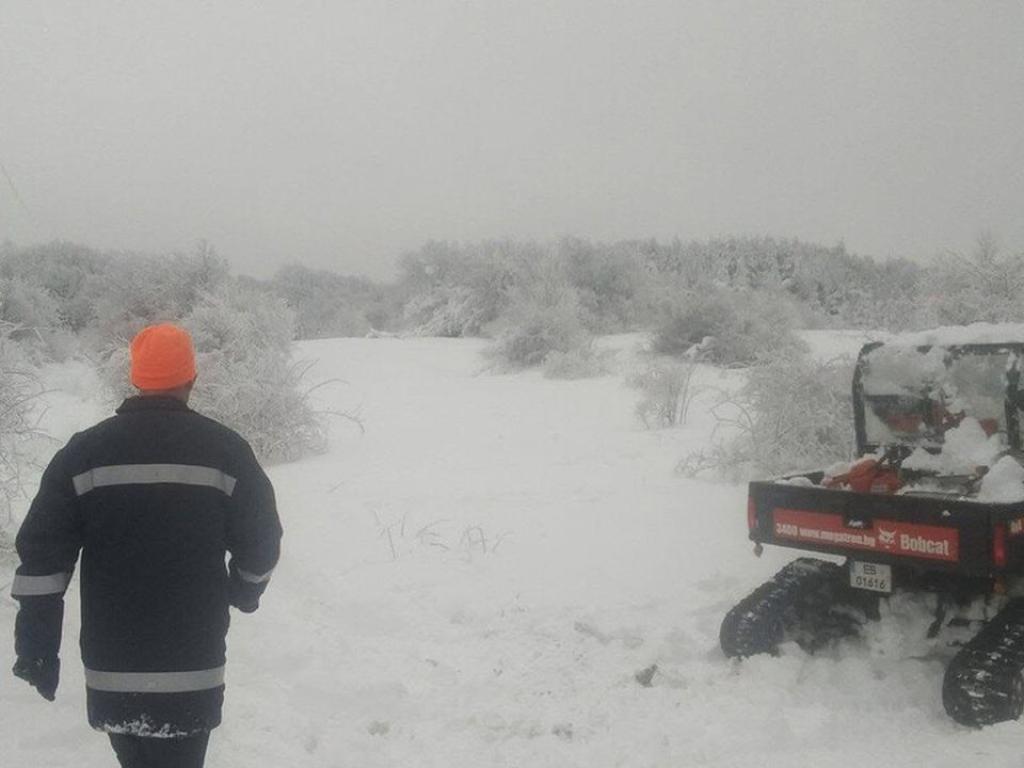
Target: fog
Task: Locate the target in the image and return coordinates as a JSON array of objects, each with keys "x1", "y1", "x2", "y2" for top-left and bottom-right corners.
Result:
[{"x1": 3, "y1": 1, "x2": 1023, "y2": 279}]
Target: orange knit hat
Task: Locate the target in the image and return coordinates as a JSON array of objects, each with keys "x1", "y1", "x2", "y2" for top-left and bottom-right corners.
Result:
[{"x1": 130, "y1": 324, "x2": 197, "y2": 390}]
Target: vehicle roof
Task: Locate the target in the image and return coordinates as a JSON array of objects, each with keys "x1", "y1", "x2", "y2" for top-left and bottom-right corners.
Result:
[{"x1": 861, "y1": 323, "x2": 1024, "y2": 354}]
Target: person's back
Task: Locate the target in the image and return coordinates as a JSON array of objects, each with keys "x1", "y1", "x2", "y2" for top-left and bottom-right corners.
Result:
[{"x1": 11, "y1": 324, "x2": 283, "y2": 768}]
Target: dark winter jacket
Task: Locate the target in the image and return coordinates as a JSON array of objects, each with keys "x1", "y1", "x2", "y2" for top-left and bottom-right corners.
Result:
[{"x1": 11, "y1": 396, "x2": 282, "y2": 736}]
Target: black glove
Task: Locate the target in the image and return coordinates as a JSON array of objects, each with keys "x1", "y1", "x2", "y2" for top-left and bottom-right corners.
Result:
[
  {"x1": 228, "y1": 576, "x2": 260, "y2": 614},
  {"x1": 13, "y1": 656, "x2": 60, "y2": 701}
]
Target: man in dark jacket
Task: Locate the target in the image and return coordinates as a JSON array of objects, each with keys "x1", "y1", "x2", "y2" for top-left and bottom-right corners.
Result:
[{"x1": 10, "y1": 323, "x2": 283, "y2": 768}]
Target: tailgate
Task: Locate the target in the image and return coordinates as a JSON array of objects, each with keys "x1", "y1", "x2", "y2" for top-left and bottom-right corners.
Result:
[{"x1": 748, "y1": 480, "x2": 1024, "y2": 575}]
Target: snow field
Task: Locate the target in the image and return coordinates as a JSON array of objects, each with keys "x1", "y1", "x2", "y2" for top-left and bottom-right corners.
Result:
[{"x1": 4, "y1": 334, "x2": 1024, "y2": 766}]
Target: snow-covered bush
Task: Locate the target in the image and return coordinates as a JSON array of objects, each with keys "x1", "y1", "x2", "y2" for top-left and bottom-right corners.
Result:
[
  {"x1": 559, "y1": 237, "x2": 653, "y2": 332},
  {"x1": 488, "y1": 276, "x2": 590, "y2": 369},
  {"x1": 403, "y1": 284, "x2": 497, "y2": 338},
  {"x1": 543, "y1": 342, "x2": 614, "y2": 379},
  {"x1": 269, "y1": 264, "x2": 393, "y2": 339},
  {"x1": 642, "y1": 235, "x2": 928, "y2": 333},
  {"x1": 398, "y1": 235, "x2": 933, "y2": 340},
  {"x1": 0, "y1": 328, "x2": 46, "y2": 548},
  {"x1": 629, "y1": 360, "x2": 699, "y2": 428},
  {"x1": 0, "y1": 241, "x2": 109, "y2": 331},
  {"x1": 399, "y1": 241, "x2": 523, "y2": 337},
  {"x1": 100, "y1": 283, "x2": 329, "y2": 464},
  {"x1": 652, "y1": 288, "x2": 806, "y2": 366},
  {"x1": 652, "y1": 289, "x2": 737, "y2": 356},
  {"x1": 680, "y1": 351, "x2": 854, "y2": 479},
  {"x1": 185, "y1": 284, "x2": 328, "y2": 463},
  {"x1": 0, "y1": 277, "x2": 61, "y2": 335},
  {"x1": 0, "y1": 277, "x2": 79, "y2": 362},
  {"x1": 89, "y1": 247, "x2": 229, "y2": 347}
]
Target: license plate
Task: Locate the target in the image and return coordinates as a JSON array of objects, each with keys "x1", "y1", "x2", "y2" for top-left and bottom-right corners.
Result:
[{"x1": 849, "y1": 561, "x2": 892, "y2": 593}]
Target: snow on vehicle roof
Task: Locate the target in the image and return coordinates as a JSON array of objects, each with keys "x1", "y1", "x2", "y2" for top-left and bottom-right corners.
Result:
[{"x1": 873, "y1": 323, "x2": 1024, "y2": 350}]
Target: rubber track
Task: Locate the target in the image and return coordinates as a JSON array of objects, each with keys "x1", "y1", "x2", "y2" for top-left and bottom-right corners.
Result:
[
  {"x1": 720, "y1": 557, "x2": 843, "y2": 658},
  {"x1": 943, "y1": 598, "x2": 1024, "y2": 727}
]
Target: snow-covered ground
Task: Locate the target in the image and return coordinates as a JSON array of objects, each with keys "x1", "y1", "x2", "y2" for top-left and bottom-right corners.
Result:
[{"x1": 4, "y1": 334, "x2": 1024, "y2": 767}]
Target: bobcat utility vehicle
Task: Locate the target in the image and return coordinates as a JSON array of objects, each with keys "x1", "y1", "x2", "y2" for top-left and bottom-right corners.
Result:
[{"x1": 721, "y1": 325, "x2": 1024, "y2": 727}]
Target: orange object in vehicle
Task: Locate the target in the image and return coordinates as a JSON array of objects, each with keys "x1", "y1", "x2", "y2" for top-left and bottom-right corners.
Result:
[
  {"x1": 980, "y1": 418, "x2": 1000, "y2": 436},
  {"x1": 884, "y1": 413, "x2": 924, "y2": 433},
  {"x1": 867, "y1": 468, "x2": 902, "y2": 494},
  {"x1": 825, "y1": 458, "x2": 902, "y2": 494}
]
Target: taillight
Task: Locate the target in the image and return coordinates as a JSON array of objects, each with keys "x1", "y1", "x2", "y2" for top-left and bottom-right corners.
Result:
[
  {"x1": 747, "y1": 497, "x2": 757, "y2": 532},
  {"x1": 993, "y1": 523, "x2": 1008, "y2": 569}
]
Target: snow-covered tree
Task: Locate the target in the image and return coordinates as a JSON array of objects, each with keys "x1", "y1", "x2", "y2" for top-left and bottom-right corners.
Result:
[{"x1": 925, "y1": 234, "x2": 1024, "y2": 325}]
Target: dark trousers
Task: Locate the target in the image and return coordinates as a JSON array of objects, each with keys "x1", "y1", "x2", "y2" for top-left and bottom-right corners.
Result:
[{"x1": 109, "y1": 732, "x2": 210, "y2": 768}]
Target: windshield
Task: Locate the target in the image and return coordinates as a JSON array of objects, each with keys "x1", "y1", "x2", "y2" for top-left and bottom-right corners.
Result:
[{"x1": 859, "y1": 345, "x2": 1018, "y2": 449}]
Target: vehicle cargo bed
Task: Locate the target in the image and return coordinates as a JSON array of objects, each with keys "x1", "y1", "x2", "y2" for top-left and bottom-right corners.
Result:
[{"x1": 749, "y1": 478, "x2": 1024, "y2": 576}]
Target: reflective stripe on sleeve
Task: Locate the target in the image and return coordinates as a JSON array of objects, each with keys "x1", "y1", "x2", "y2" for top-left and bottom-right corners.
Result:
[
  {"x1": 73, "y1": 465, "x2": 237, "y2": 497},
  {"x1": 84, "y1": 666, "x2": 226, "y2": 693},
  {"x1": 11, "y1": 571, "x2": 72, "y2": 597},
  {"x1": 237, "y1": 567, "x2": 274, "y2": 584}
]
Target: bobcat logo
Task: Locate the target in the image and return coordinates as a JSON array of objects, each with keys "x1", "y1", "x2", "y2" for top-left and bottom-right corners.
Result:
[{"x1": 877, "y1": 528, "x2": 897, "y2": 549}]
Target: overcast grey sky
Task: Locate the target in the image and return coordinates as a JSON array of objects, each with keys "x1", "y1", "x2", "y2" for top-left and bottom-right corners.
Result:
[{"x1": 2, "y1": 1, "x2": 1023, "y2": 279}]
